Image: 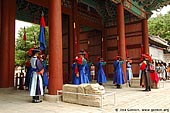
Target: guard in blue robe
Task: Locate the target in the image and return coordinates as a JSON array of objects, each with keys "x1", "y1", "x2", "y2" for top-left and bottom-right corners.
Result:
[
  {"x1": 96, "y1": 57, "x2": 107, "y2": 85},
  {"x1": 78, "y1": 58, "x2": 89, "y2": 84},
  {"x1": 85, "y1": 61, "x2": 92, "y2": 82},
  {"x1": 29, "y1": 49, "x2": 44, "y2": 103},
  {"x1": 72, "y1": 60, "x2": 80, "y2": 85},
  {"x1": 76, "y1": 51, "x2": 89, "y2": 84},
  {"x1": 40, "y1": 55, "x2": 48, "y2": 91},
  {"x1": 24, "y1": 57, "x2": 31, "y2": 89},
  {"x1": 113, "y1": 56, "x2": 124, "y2": 88}
]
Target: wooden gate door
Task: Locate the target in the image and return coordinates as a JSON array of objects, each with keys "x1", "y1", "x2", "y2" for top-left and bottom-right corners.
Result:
[
  {"x1": 79, "y1": 30, "x2": 102, "y2": 79},
  {"x1": 88, "y1": 30, "x2": 102, "y2": 65},
  {"x1": 62, "y1": 14, "x2": 70, "y2": 83}
]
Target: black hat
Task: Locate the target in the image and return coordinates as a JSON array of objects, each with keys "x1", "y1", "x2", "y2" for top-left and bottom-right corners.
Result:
[
  {"x1": 32, "y1": 49, "x2": 40, "y2": 55},
  {"x1": 78, "y1": 51, "x2": 85, "y2": 55}
]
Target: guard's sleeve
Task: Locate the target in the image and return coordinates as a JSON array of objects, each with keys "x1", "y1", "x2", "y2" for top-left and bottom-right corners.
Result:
[
  {"x1": 102, "y1": 62, "x2": 106, "y2": 65},
  {"x1": 82, "y1": 59, "x2": 87, "y2": 65}
]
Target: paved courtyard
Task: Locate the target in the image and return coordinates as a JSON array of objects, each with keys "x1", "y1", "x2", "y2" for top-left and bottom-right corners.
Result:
[{"x1": 0, "y1": 80, "x2": 170, "y2": 113}]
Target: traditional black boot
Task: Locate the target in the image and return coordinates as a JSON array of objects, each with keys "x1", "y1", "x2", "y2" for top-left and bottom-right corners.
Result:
[
  {"x1": 117, "y1": 84, "x2": 121, "y2": 89},
  {"x1": 144, "y1": 87, "x2": 149, "y2": 91},
  {"x1": 99, "y1": 83, "x2": 103, "y2": 85},
  {"x1": 32, "y1": 96, "x2": 42, "y2": 103},
  {"x1": 149, "y1": 86, "x2": 151, "y2": 91},
  {"x1": 36, "y1": 96, "x2": 42, "y2": 103}
]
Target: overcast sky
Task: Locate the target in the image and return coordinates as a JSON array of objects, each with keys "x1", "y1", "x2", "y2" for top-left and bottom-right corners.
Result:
[
  {"x1": 15, "y1": 20, "x2": 32, "y2": 38},
  {"x1": 15, "y1": 5, "x2": 170, "y2": 38},
  {"x1": 151, "y1": 5, "x2": 170, "y2": 18}
]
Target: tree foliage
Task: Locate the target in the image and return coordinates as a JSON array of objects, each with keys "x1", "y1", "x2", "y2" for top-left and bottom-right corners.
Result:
[
  {"x1": 15, "y1": 24, "x2": 49, "y2": 66},
  {"x1": 148, "y1": 13, "x2": 170, "y2": 41}
]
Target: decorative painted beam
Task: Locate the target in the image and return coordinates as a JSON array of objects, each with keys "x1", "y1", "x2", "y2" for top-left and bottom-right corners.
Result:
[
  {"x1": 123, "y1": 0, "x2": 146, "y2": 19},
  {"x1": 134, "y1": 0, "x2": 170, "y2": 13},
  {"x1": 26, "y1": 0, "x2": 48, "y2": 8},
  {"x1": 78, "y1": 0, "x2": 97, "y2": 9},
  {"x1": 112, "y1": 0, "x2": 121, "y2": 4}
]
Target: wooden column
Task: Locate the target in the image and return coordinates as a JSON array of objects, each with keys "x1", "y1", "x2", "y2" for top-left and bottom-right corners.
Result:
[
  {"x1": 142, "y1": 19, "x2": 149, "y2": 54},
  {"x1": 0, "y1": 0, "x2": 10, "y2": 88},
  {"x1": 0, "y1": 0, "x2": 1, "y2": 40},
  {"x1": 48, "y1": 0, "x2": 63, "y2": 94},
  {"x1": 0, "y1": 0, "x2": 1, "y2": 87},
  {"x1": 117, "y1": 3, "x2": 126, "y2": 81},
  {"x1": 8, "y1": 1, "x2": 16, "y2": 87},
  {"x1": 73, "y1": 0, "x2": 80, "y2": 55}
]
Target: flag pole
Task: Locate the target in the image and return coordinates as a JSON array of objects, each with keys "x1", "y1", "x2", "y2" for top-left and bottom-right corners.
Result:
[
  {"x1": 117, "y1": 36, "x2": 119, "y2": 56},
  {"x1": 74, "y1": 22, "x2": 78, "y2": 55},
  {"x1": 24, "y1": 27, "x2": 27, "y2": 62}
]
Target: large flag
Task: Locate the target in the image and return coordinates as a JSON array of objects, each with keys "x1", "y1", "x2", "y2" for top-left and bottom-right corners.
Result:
[
  {"x1": 23, "y1": 27, "x2": 26, "y2": 41},
  {"x1": 39, "y1": 14, "x2": 46, "y2": 51}
]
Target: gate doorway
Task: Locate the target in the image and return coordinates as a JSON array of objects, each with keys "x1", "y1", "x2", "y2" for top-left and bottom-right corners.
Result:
[{"x1": 79, "y1": 29, "x2": 102, "y2": 79}]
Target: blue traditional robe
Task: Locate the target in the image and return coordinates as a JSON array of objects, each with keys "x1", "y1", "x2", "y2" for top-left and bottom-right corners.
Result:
[
  {"x1": 41, "y1": 60, "x2": 48, "y2": 87},
  {"x1": 113, "y1": 60, "x2": 124, "y2": 85},
  {"x1": 85, "y1": 62, "x2": 92, "y2": 82},
  {"x1": 96, "y1": 61, "x2": 107, "y2": 83},
  {"x1": 25, "y1": 65, "x2": 31, "y2": 88},
  {"x1": 72, "y1": 62, "x2": 80, "y2": 85},
  {"x1": 78, "y1": 58, "x2": 89, "y2": 84},
  {"x1": 29, "y1": 56, "x2": 44, "y2": 96}
]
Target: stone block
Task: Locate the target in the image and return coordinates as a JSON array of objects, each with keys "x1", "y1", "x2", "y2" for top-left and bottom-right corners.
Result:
[
  {"x1": 78, "y1": 94, "x2": 102, "y2": 107},
  {"x1": 77, "y1": 84, "x2": 105, "y2": 107},
  {"x1": 61, "y1": 84, "x2": 108, "y2": 107},
  {"x1": 62, "y1": 84, "x2": 79, "y2": 104},
  {"x1": 130, "y1": 77, "x2": 141, "y2": 88}
]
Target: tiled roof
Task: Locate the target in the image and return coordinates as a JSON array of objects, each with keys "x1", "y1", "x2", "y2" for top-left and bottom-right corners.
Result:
[{"x1": 149, "y1": 35, "x2": 169, "y2": 48}]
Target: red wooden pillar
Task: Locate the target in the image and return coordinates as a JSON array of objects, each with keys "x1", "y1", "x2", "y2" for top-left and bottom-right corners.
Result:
[
  {"x1": 142, "y1": 19, "x2": 149, "y2": 54},
  {"x1": 8, "y1": 1, "x2": 16, "y2": 87},
  {"x1": 48, "y1": 0, "x2": 63, "y2": 95},
  {"x1": 0, "y1": 0, "x2": 10, "y2": 88},
  {"x1": 117, "y1": 3, "x2": 126, "y2": 81},
  {"x1": 0, "y1": 0, "x2": 1, "y2": 39},
  {"x1": 0, "y1": 1, "x2": 1, "y2": 87}
]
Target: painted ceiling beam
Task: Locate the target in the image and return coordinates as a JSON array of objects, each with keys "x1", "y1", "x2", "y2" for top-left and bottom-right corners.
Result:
[
  {"x1": 26, "y1": 0, "x2": 48, "y2": 8},
  {"x1": 123, "y1": 0, "x2": 146, "y2": 19},
  {"x1": 112, "y1": 0, "x2": 121, "y2": 4}
]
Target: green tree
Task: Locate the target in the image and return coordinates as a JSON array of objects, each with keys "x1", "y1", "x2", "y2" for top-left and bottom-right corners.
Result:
[
  {"x1": 15, "y1": 24, "x2": 49, "y2": 66},
  {"x1": 148, "y1": 13, "x2": 170, "y2": 41}
]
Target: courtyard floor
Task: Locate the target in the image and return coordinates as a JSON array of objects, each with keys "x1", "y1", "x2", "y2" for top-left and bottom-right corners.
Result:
[{"x1": 0, "y1": 80, "x2": 170, "y2": 113}]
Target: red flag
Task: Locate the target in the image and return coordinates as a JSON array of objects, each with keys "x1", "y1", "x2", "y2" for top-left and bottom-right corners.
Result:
[
  {"x1": 39, "y1": 14, "x2": 46, "y2": 51},
  {"x1": 23, "y1": 27, "x2": 26, "y2": 41},
  {"x1": 40, "y1": 15, "x2": 46, "y2": 28}
]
